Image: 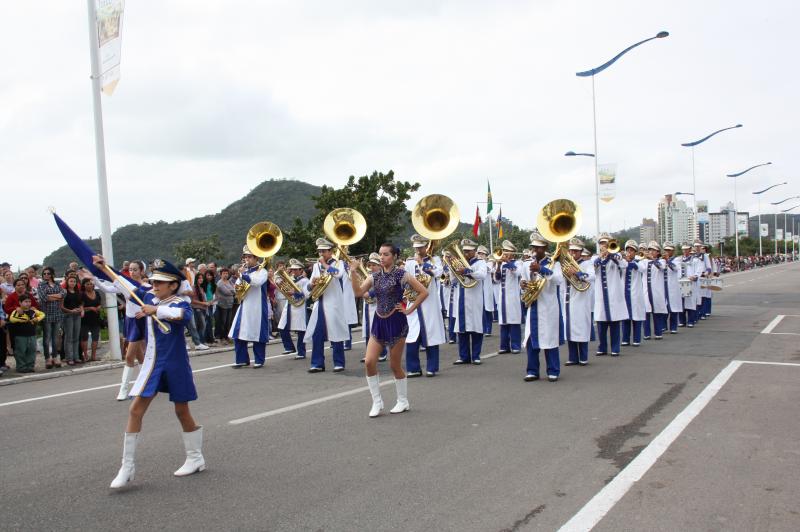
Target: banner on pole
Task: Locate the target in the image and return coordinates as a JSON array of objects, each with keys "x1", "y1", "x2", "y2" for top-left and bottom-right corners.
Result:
[
  {"x1": 787, "y1": 232, "x2": 793, "y2": 242},
  {"x1": 97, "y1": 0, "x2": 125, "y2": 95},
  {"x1": 696, "y1": 200, "x2": 709, "y2": 224},
  {"x1": 598, "y1": 164, "x2": 616, "y2": 203},
  {"x1": 794, "y1": 235, "x2": 799, "y2": 243},
  {"x1": 776, "y1": 229, "x2": 784, "y2": 240},
  {"x1": 760, "y1": 223, "x2": 769, "y2": 237},
  {"x1": 736, "y1": 213, "x2": 748, "y2": 236}
]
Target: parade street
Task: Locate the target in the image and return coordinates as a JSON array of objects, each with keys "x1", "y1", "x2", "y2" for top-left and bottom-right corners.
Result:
[{"x1": 2, "y1": 262, "x2": 799, "y2": 532}]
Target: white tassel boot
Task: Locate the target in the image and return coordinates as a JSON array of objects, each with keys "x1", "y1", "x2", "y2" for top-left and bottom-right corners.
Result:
[
  {"x1": 174, "y1": 426, "x2": 206, "y2": 477},
  {"x1": 367, "y1": 375, "x2": 383, "y2": 418},
  {"x1": 390, "y1": 377, "x2": 410, "y2": 414},
  {"x1": 109, "y1": 432, "x2": 138, "y2": 489},
  {"x1": 115, "y1": 365, "x2": 134, "y2": 401}
]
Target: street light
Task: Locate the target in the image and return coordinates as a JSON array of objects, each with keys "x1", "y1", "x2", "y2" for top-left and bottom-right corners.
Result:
[
  {"x1": 780, "y1": 205, "x2": 799, "y2": 257},
  {"x1": 576, "y1": 30, "x2": 669, "y2": 239},
  {"x1": 725, "y1": 162, "x2": 772, "y2": 267},
  {"x1": 752, "y1": 181, "x2": 787, "y2": 256},
  {"x1": 681, "y1": 123, "x2": 743, "y2": 240},
  {"x1": 565, "y1": 151, "x2": 595, "y2": 157},
  {"x1": 771, "y1": 196, "x2": 800, "y2": 256}
]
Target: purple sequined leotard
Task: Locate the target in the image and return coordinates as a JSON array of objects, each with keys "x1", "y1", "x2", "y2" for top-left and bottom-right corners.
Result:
[{"x1": 370, "y1": 267, "x2": 409, "y2": 347}]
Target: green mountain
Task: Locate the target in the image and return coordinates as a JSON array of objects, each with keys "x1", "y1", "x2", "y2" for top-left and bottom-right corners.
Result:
[{"x1": 43, "y1": 179, "x2": 321, "y2": 272}]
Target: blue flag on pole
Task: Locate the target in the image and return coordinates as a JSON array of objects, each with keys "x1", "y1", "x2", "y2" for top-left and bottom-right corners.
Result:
[{"x1": 52, "y1": 212, "x2": 117, "y2": 282}]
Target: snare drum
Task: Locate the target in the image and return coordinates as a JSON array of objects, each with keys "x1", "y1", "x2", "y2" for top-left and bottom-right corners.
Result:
[
  {"x1": 708, "y1": 277, "x2": 724, "y2": 291},
  {"x1": 679, "y1": 278, "x2": 693, "y2": 298}
]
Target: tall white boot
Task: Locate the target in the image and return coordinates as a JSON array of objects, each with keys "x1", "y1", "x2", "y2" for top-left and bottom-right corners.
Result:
[
  {"x1": 109, "y1": 432, "x2": 138, "y2": 489},
  {"x1": 390, "y1": 377, "x2": 410, "y2": 414},
  {"x1": 366, "y1": 375, "x2": 383, "y2": 418},
  {"x1": 174, "y1": 426, "x2": 206, "y2": 477},
  {"x1": 116, "y1": 365, "x2": 134, "y2": 401}
]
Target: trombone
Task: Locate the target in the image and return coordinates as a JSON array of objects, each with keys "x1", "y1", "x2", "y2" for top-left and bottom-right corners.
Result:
[{"x1": 235, "y1": 221, "x2": 283, "y2": 303}]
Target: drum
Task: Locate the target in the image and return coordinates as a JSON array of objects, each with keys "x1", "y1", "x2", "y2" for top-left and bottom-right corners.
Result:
[
  {"x1": 679, "y1": 278, "x2": 693, "y2": 298},
  {"x1": 708, "y1": 277, "x2": 723, "y2": 291}
]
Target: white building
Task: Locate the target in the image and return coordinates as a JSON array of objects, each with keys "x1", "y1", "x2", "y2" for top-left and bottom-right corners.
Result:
[
  {"x1": 707, "y1": 201, "x2": 749, "y2": 245},
  {"x1": 657, "y1": 195, "x2": 696, "y2": 245},
  {"x1": 639, "y1": 218, "x2": 657, "y2": 245}
]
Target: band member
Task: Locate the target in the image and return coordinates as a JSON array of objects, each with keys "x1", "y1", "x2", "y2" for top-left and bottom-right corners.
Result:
[
  {"x1": 404, "y1": 235, "x2": 446, "y2": 377},
  {"x1": 476, "y1": 245, "x2": 494, "y2": 336},
  {"x1": 679, "y1": 243, "x2": 700, "y2": 327},
  {"x1": 451, "y1": 239, "x2": 489, "y2": 365},
  {"x1": 442, "y1": 255, "x2": 457, "y2": 344},
  {"x1": 621, "y1": 240, "x2": 645, "y2": 346},
  {"x1": 350, "y1": 244, "x2": 429, "y2": 417},
  {"x1": 694, "y1": 240, "x2": 712, "y2": 320},
  {"x1": 94, "y1": 260, "x2": 151, "y2": 400},
  {"x1": 304, "y1": 238, "x2": 349, "y2": 372},
  {"x1": 340, "y1": 252, "x2": 359, "y2": 351},
  {"x1": 523, "y1": 231, "x2": 564, "y2": 381},
  {"x1": 642, "y1": 241, "x2": 668, "y2": 339},
  {"x1": 92, "y1": 257, "x2": 205, "y2": 489},
  {"x1": 361, "y1": 253, "x2": 387, "y2": 363},
  {"x1": 277, "y1": 259, "x2": 309, "y2": 359},
  {"x1": 494, "y1": 240, "x2": 523, "y2": 354},
  {"x1": 593, "y1": 233, "x2": 628, "y2": 356},
  {"x1": 581, "y1": 247, "x2": 596, "y2": 343},
  {"x1": 662, "y1": 242, "x2": 683, "y2": 334},
  {"x1": 230, "y1": 245, "x2": 270, "y2": 368},
  {"x1": 562, "y1": 238, "x2": 594, "y2": 365}
]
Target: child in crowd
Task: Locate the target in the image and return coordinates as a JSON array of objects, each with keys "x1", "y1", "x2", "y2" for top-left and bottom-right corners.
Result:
[{"x1": 9, "y1": 295, "x2": 45, "y2": 373}]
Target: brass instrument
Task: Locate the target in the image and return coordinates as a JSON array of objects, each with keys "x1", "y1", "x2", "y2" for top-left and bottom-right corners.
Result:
[
  {"x1": 275, "y1": 269, "x2": 305, "y2": 307},
  {"x1": 607, "y1": 239, "x2": 621, "y2": 254},
  {"x1": 442, "y1": 240, "x2": 479, "y2": 289},
  {"x1": 235, "y1": 221, "x2": 283, "y2": 303},
  {"x1": 521, "y1": 199, "x2": 588, "y2": 305},
  {"x1": 404, "y1": 194, "x2": 461, "y2": 301},
  {"x1": 309, "y1": 208, "x2": 367, "y2": 301}
]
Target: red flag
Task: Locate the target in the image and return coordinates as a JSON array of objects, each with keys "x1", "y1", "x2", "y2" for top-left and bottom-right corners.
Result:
[{"x1": 472, "y1": 206, "x2": 481, "y2": 237}]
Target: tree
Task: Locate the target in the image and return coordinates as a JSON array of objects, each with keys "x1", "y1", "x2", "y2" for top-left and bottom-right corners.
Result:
[{"x1": 174, "y1": 234, "x2": 224, "y2": 264}]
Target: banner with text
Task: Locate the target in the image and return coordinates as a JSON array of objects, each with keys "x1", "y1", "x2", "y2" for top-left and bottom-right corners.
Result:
[
  {"x1": 97, "y1": 0, "x2": 125, "y2": 95},
  {"x1": 598, "y1": 164, "x2": 616, "y2": 203},
  {"x1": 696, "y1": 200, "x2": 709, "y2": 224},
  {"x1": 776, "y1": 229, "x2": 784, "y2": 240},
  {"x1": 760, "y1": 223, "x2": 769, "y2": 237}
]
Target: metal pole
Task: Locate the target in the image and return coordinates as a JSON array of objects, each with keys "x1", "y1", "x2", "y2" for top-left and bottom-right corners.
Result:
[
  {"x1": 592, "y1": 75, "x2": 600, "y2": 240},
  {"x1": 733, "y1": 176, "x2": 739, "y2": 269},
  {"x1": 774, "y1": 213, "x2": 778, "y2": 255},
  {"x1": 487, "y1": 213, "x2": 494, "y2": 252},
  {"x1": 757, "y1": 196, "x2": 762, "y2": 256},
  {"x1": 784, "y1": 213, "x2": 788, "y2": 256},
  {"x1": 86, "y1": 0, "x2": 121, "y2": 360},
  {"x1": 691, "y1": 146, "x2": 697, "y2": 241}
]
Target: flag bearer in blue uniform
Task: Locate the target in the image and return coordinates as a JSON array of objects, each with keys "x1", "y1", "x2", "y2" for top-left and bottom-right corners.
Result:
[
  {"x1": 230, "y1": 245, "x2": 271, "y2": 368},
  {"x1": 91, "y1": 256, "x2": 205, "y2": 490}
]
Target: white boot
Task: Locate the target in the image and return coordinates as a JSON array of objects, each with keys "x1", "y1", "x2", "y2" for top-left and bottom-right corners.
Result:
[
  {"x1": 390, "y1": 377, "x2": 410, "y2": 414},
  {"x1": 174, "y1": 426, "x2": 206, "y2": 477},
  {"x1": 366, "y1": 375, "x2": 383, "y2": 418},
  {"x1": 109, "y1": 432, "x2": 138, "y2": 489},
  {"x1": 115, "y1": 365, "x2": 134, "y2": 401}
]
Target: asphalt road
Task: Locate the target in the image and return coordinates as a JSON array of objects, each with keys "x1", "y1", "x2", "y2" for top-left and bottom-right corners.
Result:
[{"x1": 1, "y1": 262, "x2": 798, "y2": 532}]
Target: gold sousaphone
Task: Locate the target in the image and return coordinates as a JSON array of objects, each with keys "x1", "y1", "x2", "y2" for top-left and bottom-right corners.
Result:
[
  {"x1": 235, "y1": 221, "x2": 283, "y2": 303},
  {"x1": 309, "y1": 208, "x2": 368, "y2": 301},
  {"x1": 405, "y1": 194, "x2": 463, "y2": 301}
]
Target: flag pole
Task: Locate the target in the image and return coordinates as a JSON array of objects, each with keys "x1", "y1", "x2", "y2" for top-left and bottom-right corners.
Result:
[
  {"x1": 487, "y1": 213, "x2": 494, "y2": 252},
  {"x1": 86, "y1": 0, "x2": 121, "y2": 360}
]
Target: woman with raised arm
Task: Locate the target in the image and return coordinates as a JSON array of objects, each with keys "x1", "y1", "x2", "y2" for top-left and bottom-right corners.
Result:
[{"x1": 350, "y1": 243, "x2": 428, "y2": 418}]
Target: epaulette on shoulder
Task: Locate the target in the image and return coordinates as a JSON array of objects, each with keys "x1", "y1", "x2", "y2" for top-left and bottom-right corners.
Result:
[{"x1": 160, "y1": 295, "x2": 182, "y2": 305}]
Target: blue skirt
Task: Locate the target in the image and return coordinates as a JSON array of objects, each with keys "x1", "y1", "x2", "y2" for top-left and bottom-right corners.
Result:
[
  {"x1": 370, "y1": 311, "x2": 409, "y2": 348},
  {"x1": 124, "y1": 316, "x2": 146, "y2": 342}
]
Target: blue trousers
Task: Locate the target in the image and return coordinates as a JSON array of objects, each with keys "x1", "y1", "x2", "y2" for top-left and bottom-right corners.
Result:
[
  {"x1": 668, "y1": 312, "x2": 680, "y2": 333},
  {"x1": 645, "y1": 312, "x2": 667, "y2": 338},
  {"x1": 483, "y1": 310, "x2": 493, "y2": 335},
  {"x1": 526, "y1": 343, "x2": 560, "y2": 377},
  {"x1": 590, "y1": 313, "x2": 596, "y2": 342},
  {"x1": 597, "y1": 321, "x2": 621, "y2": 354},
  {"x1": 234, "y1": 339, "x2": 266, "y2": 365},
  {"x1": 567, "y1": 341, "x2": 588, "y2": 364},
  {"x1": 406, "y1": 343, "x2": 439, "y2": 373},
  {"x1": 280, "y1": 329, "x2": 306, "y2": 357},
  {"x1": 622, "y1": 319, "x2": 643, "y2": 345},
  {"x1": 680, "y1": 308, "x2": 697, "y2": 327},
  {"x1": 499, "y1": 324, "x2": 522, "y2": 352},
  {"x1": 343, "y1": 326, "x2": 353, "y2": 350},
  {"x1": 310, "y1": 311, "x2": 344, "y2": 369},
  {"x1": 448, "y1": 317, "x2": 456, "y2": 342},
  {"x1": 458, "y1": 332, "x2": 484, "y2": 362}
]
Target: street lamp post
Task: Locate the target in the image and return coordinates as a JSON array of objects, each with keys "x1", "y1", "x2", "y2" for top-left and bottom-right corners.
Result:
[
  {"x1": 726, "y1": 162, "x2": 772, "y2": 267},
  {"x1": 752, "y1": 182, "x2": 787, "y2": 256},
  {"x1": 576, "y1": 31, "x2": 669, "y2": 239},
  {"x1": 780, "y1": 205, "x2": 799, "y2": 256},
  {"x1": 772, "y1": 196, "x2": 800, "y2": 256},
  {"x1": 681, "y1": 124, "x2": 743, "y2": 241}
]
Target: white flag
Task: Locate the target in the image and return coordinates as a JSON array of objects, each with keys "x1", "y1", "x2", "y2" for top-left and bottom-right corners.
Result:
[
  {"x1": 598, "y1": 163, "x2": 616, "y2": 203},
  {"x1": 96, "y1": 0, "x2": 125, "y2": 95}
]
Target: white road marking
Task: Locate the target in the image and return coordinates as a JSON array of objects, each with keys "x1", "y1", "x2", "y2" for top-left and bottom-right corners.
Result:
[
  {"x1": 558, "y1": 359, "x2": 800, "y2": 532},
  {"x1": 760, "y1": 315, "x2": 785, "y2": 334},
  {"x1": 0, "y1": 341, "x2": 366, "y2": 408}
]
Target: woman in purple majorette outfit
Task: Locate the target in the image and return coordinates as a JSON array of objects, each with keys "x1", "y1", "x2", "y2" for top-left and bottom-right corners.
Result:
[{"x1": 350, "y1": 243, "x2": 429, "y2": 418}]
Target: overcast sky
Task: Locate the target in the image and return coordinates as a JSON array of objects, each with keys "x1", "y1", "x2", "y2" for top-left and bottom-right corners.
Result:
[{"x1": 2, "y1": 0, "x2": 798, "y2": 268}]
